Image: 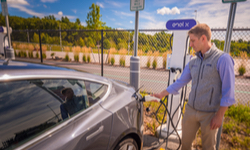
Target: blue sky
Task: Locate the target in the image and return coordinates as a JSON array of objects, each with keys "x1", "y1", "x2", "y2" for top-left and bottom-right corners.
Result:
[{"x1": 1, "y1": 0, "x2": 250, "y2": 29}]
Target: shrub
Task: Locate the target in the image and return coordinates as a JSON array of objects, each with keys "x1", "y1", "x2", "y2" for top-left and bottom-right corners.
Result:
[
  {"x1": 51, "y1": 53, "x2": 55, "y2": 59},
  {"x1": 152, "y1": 51, "x2": 159, "y2": 69},
  {"x1": 65, "y1": 53, "x2": 69, "y2": 61},
  {"x1": 162, "y1": 51, "x2": 170, "y2": 69},
  {"x1": 23, "y1": 51, "x2": 27, "y2": 57},
  {"x1": 82, "y1": 55, "x2": 86, "y2": 62},
  {"x1": 147, "y1": 60, "x2": 151, "y2": 68},
  {"x1": 28, "y1": 51, "x2": 34, "y2": 58},
  {"x1": 87, "y1": 55, "x2": 91, "y2": 63},
  {"x1": 119, "y1": 48, "x2": 127, "y2": 67},
  {"x1": 111, "y1": 57, "x2": 115, "y2": 65},
  {"x1": 238, "y1": 64, "x2": 246, "y2": 76},
  {"x1": 152, "y1": 60, "x2": 157, "y2": 69},
  {"x1": 74, "y1": 54, "x2": 79, "y2": 62},
  {"x1": 42, "y1": 53, "x2": 46, "y2": 59},
  {"x1": 225, "y1": 103, "x2": 250, "y2": 126},
  {"x1": 147, "y1": 50, "x2": 152, "y2": 68},
  {"x1": 36, "y1": 52, "x2": 39, "y2": 58},
  {"x1": 119, "y1": 58, "x2": 125, "y2": 67}
]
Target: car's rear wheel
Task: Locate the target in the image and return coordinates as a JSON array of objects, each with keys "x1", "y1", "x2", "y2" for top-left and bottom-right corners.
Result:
[{"x1": 114, "y1": 137, "x2": 138, "y2": 150}]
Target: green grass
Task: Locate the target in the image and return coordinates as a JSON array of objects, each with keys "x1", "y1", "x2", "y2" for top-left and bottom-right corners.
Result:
[{"x1": 225, "y1": 103, "x2": 250, "y2": 127}]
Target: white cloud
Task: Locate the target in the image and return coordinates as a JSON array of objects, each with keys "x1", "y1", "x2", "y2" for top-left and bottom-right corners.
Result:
[
  {"x1": 72, "y1": 9, "x2": 77, "y2": 14},
  {"x1": 140, "y1": 12, "x2": 156, "y2": 22},
  {"x1": 41, "y1": 0, "x2": 57, "y2": 3},
  {"x1": 105, "y1": 0, "x2": 127, "y2": 7},
  {"x1": 106, "y1": 16, "x2": 115, "y2": 21},
  {"x1": 96, "y1": 2, "x2": 104, "y2": 8},
  {"x1": 157, "y1": 7, "x2": 180, "y2": 15},
  {"x1": 43, "y1": 4, "x2": 47, "y2": 8},
  {"x1": 115, "y1": 22, "x2": 122, "y2": 26},
  {"x1": 119, "y1": 11, "x2": 134, "y2": 17},
  {"x1": 58, "y1": 11, "x2": 63, "y2": 16},
  {"x1": 9, "y1": 4, "x2": 45, "y2": 18},
  {"x1": 182, "y1": 0, "x2": 250, "y2": 28},
  {"x1": 140, "y1": 21, "x2": 166, "y2": 29},
  {"x1": 116, "y1": 28, "x2": 124, "y2": 30},
  {"x1": 52, "y1": 13, "x2": 76, "y2": 20},
  {"x1": 5, "y1": 0, "x2": 29, "y2": 5},
  {"x1": 130, "y1": 21, "x2": 133, "y2": 24},
  {"x1": 81, "y1": 22, "x2": 87, "y2": 26}
]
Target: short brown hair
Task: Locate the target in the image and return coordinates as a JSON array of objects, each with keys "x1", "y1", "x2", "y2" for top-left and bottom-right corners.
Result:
[
  {"x1": 188, "y1": 24, "x2": 211, "y2": 41},
  {"x1": 61, "y1": 87, "x2": 72, "y2": 95}
]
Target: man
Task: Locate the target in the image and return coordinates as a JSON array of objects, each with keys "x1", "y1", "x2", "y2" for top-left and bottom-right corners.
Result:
[
  {"x1": 153, "y1": 23, "x2": 235, "y2": 150},
  {"x1": 60, "y1": 87, "x2": 88, "y2": 120}
]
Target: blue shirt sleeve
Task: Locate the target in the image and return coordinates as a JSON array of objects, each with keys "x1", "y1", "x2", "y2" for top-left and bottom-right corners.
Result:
[
  {"x1": 167, "y1": 63, "x2": 192, "y2": 94},
  {"x1": 217, "y1": 53, "x2": 235, "y2": 107}
]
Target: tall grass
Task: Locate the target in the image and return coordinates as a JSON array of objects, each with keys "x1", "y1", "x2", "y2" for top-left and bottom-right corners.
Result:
[
  {"x1": 238, "y1": 51, "x2": 248, "y2": 75},
  {"x1": 152, "y1": 51, "x2": 159, "y2": 69},
  {"x1": 146, "y1": 50, "x2": 152, "y2": 68},
  {"x1": 109, "y1": 48, "x2": 117, "y2": 65},
  {"x1": 119, "y1": 48, "x2": 127, "y2": 67}
]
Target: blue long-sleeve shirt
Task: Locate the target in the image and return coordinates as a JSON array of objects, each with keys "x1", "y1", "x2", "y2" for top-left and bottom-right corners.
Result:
[{"x1": 166, "y1": 52, "x2": 235, "y2": 107}]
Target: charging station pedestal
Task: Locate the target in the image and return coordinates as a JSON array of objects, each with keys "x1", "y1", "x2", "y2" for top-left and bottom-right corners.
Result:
[{"x1": 156, "y1": 19, "x2": 196, "y2": 141}]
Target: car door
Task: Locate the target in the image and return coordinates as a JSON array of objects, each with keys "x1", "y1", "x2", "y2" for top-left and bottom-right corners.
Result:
[{"x1": 0, "y1": 79, "x2": 112, "y2": 150}]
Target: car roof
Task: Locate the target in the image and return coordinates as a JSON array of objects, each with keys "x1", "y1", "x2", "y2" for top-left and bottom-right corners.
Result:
[
  {"x1": 0, "y1": 59, "x2": 109, "y2": 83},
  {"x1": 0, "y1": 59, "x2": 71, "y2": 70}
]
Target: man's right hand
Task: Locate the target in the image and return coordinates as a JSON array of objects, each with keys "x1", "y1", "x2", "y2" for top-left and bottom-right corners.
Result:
[{"x1": 152, "y1": 90, "x2": 170, "y2": 100}]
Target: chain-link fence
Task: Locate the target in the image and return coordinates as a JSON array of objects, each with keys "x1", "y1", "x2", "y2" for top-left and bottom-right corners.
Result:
[{"x1": 11, "y1": 28, "x2": 250, "y2": 104}]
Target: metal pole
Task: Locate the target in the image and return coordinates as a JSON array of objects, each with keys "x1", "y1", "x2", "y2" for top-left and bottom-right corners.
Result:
[
  {"x1": 218, "y1": 2, "x2": 237, "y2": 150},
  {"x1": 130, "y1": 11, "x2": 140, "y2": 90},
  {"x1": 39, "y1": 30, "x2": 43, "y2": 63},
  {"x1": 27, "y1": 30, "x2": 30, "y2": 43},
  {"x1": 101, "y1": 30, "x2": 103, "y2": 76},
  {"x1": 134, "y1": 11, "x2": 139, "y2": 56},
  {"x1": 223, "y1": 2, "x2": 237, "y2": 53}
]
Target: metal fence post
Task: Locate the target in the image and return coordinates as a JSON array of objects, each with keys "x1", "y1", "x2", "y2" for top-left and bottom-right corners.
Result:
[
  {"x1": 101, "y1": 30, "x2": 103, "y2": 76},
  {"x1": 27, "y1": 30, "x2": 29, "y2": 43},
  {"x1": 39, "y1": 30, "x2": 43, "y2": 63}
]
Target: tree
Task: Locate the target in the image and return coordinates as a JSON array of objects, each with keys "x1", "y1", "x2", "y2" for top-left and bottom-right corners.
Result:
[
  {"x1": 78, "y1": 37, "x2": 85, "y2": 47},
  {"x1": 86, "y1": 3, "x2": 106, "y2": 29},
  {"x1": 76, "y1": 18, "x2": 81, "y2": 25},
  {"x1": 86, "y1": 3, "x2": 106, "y2": 48},
  {"x1": 32, "y1": 33, "x2": 39, "y2": 43},
  {"x1": 103, "y1": 39, "x2": 111, "y2": 49}
]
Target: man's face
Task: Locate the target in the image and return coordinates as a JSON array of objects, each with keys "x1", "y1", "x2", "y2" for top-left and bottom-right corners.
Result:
[
  {"x1": 65, "y1": 89, "x2": 74, "y2": 99},
  {"x1": 189, "y1": 33, "x2": 203, "y2": 53}
]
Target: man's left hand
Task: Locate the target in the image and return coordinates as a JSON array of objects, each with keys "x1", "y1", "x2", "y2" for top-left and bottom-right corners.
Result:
[
  {"x1": 210, "y1": 114, "x2": 223, "y2": 130},
  {"x1": 210, "y1": 106, "x2": 228, "y2": 130}
]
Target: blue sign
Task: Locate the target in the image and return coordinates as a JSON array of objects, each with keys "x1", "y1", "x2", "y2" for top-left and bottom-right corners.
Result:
[{"x1": 166, "y1": 19, "x2": 197, "y2": 30}]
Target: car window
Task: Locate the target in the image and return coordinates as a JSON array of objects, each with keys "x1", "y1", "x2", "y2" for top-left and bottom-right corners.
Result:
[
  {"x1": 85, "y1": 81, "x2": 108, "y2": 106},
  {"x1": 0, "y1": 79, "x2": 88, "y2": 150}
]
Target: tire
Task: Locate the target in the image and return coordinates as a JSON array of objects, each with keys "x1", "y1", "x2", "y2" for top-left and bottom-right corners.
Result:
[{"x1": 114, "y1": 137, "x2": 138, "y2": 150}]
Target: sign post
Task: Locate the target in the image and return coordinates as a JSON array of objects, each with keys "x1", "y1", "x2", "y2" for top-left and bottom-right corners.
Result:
[
  {"x1": 130, "y1": 0, "x2": 144, "y2": 90},
  {"x1": 218, "y1": 1, "x2": 247, "y2": 149}
]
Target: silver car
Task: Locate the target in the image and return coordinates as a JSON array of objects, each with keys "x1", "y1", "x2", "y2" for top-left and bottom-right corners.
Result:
[{"x1": 0, "y1": 60, "x2": 143, "y2": 150}]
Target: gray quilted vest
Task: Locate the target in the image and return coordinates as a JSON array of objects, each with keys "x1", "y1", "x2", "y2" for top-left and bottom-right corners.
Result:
[{"x1": 188, "y1": 44, "x2": 224, "y2": 112}]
